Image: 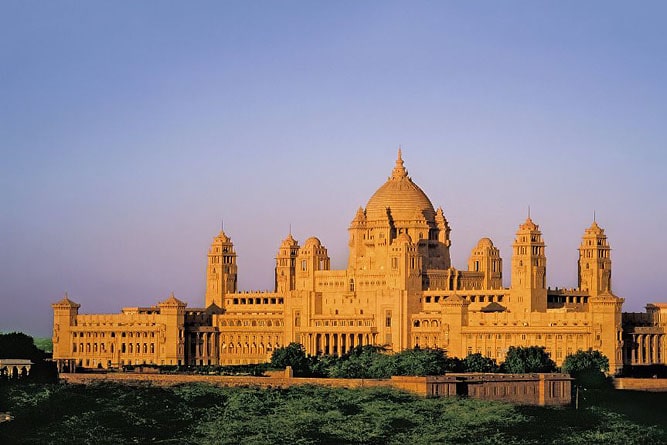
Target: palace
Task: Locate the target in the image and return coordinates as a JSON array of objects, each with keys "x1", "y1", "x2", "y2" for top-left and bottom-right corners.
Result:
[{"x1": 52, "y1": 150, "x2": 666, "y2": 373}]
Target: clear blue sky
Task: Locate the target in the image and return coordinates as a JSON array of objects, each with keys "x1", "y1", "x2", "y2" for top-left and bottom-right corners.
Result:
[{"x1": 1, "y1": 1, "x2": 666, "y2": 337}]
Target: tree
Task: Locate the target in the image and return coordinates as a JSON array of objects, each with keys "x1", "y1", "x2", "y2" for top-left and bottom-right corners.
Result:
[
  {"x1": 393, "y1": 348, "x2": 449, "y2": 376},
  {"x1": 324, "y1": 345, "x2": 394, "y2": 379},
  {"x1": 270, "y1": 343, "x2": 310, "y2": 375},
  {"x1": 501, "y1": 346, "x2": 557, "y2": 374},
  {"x1": 0, "y1": 332, "x2": 46, "y2": 360},
  {"x1": 462, "y1": 353, "x2": 499, "y2": 373},
  {"x1": 0, "y1": 332, "x2": 58, "y2": 383},
  {"x1": 562, "y1": 349, "x2": 609, "y2": 388}
]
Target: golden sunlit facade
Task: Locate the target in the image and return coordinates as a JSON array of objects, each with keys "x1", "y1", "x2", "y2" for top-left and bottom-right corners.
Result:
[{"x1": 53, "y1": 151, "x2": 665, "y2": 373}]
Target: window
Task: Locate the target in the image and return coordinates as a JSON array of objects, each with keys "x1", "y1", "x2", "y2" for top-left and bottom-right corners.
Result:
[{"x1": 385, "y1": 311, "x2": 392, "y2": 328}]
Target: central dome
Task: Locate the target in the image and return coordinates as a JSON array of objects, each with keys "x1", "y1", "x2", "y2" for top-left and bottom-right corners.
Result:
[{"x1": 365, "y1": 149, "x2": 436, "y2": 222}]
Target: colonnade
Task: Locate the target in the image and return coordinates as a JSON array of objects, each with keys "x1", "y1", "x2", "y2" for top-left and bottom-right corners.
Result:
[
  {"x1": 188, "y1": 331, "x2": 218, "y2": 365},
  {"x1": 304, "y1": 332, "x2": 378, "y2": 356},
  {"x1": 628, "y1": 333, "x2": 666, "y2": 365}
]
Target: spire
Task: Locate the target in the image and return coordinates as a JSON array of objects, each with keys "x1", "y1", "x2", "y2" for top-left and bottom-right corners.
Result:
[{"x1": 391, "y1": 146, "x2": 408, "y2": 179}]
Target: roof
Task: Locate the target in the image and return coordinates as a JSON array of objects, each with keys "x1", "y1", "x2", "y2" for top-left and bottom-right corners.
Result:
[
  {"x1": 159, "y1": 293, "x2": 186, "y2": 307},
  {"x1": 0, "y1": 359, "x2": 33, "y2": 366},
  {"x1": 481, "y1": 302, "x2": 507, "y2": 313},
  {"x1": 52, "y1": 293, "x2": 80, "y2": 308},
  {"x1": 365, "y1": 149, "x2": 436, "y2": 222}
]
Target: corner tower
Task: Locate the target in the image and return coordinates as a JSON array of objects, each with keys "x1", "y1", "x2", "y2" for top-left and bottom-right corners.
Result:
[
  {"x1": 578, "y1": 220, "x2": 612, "y2": 296},
  {"x1": 205, "y1": 230, "x2": 237, "y2": 308},
  {"x1": 510, "y1": 216, "x2": 547, "y2": 312}
]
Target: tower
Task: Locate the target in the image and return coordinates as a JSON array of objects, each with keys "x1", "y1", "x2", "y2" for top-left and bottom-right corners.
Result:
[
  {"x1": 510, "y1": 216, "x2": 547, "y2": 312},
  {"x1": 51, "y1": 293, "x2": 80, "y2": 371},
  {"x1": 205, "y1": 230, "x2": 237, "y2": 308},
  {"x1": 296, "y1": 237, "x2": 330, "y2": 291},
  {"x1": 275, "y1": 233, "x2": 299, "y2": 293},
  {"x1": 468, "y1": 238, "x2": 503, "y2": 290},
  {"x1": 578, "y1": 220, "x2": 612, "y2": 296}
]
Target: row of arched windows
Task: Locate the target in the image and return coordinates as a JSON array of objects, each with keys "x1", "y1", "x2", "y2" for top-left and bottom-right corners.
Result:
[
  {"x1": 219, "y1": 319, "x2": 284, "y2": 327},
  {"x1": 413, "y1": 319, "x2": 440, "y2": 328}
]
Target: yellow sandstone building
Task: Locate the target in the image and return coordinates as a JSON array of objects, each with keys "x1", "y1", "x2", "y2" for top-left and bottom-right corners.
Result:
[{"x1": 52, "y1": 151, "x2": 666, "y2": 373}]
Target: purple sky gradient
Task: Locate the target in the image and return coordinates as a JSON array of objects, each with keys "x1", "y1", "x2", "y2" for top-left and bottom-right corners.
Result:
[{"x1": 1, "y1": 2, "x2": 666, "y2": 337}]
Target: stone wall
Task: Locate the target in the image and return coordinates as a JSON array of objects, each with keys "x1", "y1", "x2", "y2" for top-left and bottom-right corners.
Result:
[
  {"x1": 613, "y1": 378, "x2": 667, "y2": 391},
  {"x1": 59, "y1": 371, "x2": 571, "y2": 406}
]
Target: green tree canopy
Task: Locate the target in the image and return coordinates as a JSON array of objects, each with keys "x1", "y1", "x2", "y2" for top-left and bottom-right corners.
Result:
[
  {"x1": 0, "y1": 332, "x2": 58, "y2": 383},
  {"x1": 327, "y1": 345, "x2": 394, "y2": 379},
  {"x1": 0, "y1": 332, "x2": 46, "y2": 360},
  {"x1": 392, "y1": 348, "x2": 449, "y2": 376},
  {"x1": 501, "y1": 346, "x2": 557, "y2": 374},
  {"x1": 462, "y1": 353, "x2": 499, "y2": 373},
  {"x1": 562, "y1": 349, "x2": 609, "y2": 388},
  {"x1": 270, "y1": 343, "x2": 310, "y2": 375}
]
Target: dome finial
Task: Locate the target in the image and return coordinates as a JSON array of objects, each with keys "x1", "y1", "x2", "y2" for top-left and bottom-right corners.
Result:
[{"x1": 392, "y1": 146, "x2": 408, "y2": 179}]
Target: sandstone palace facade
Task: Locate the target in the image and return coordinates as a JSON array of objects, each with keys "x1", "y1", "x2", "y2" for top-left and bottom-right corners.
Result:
[{"x1": 52, "y1": 151, "x2": 666, "y2": 373}]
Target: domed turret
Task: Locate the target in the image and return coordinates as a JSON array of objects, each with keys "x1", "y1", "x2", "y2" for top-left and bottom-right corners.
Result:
[
  {"x1": 275, "y1": 233, "x2": 300, "y2": 293},
  {"x1": 468, "y1": 237, "x2": 503, "y2": 290},
  {"x1": 205, "y1": 230, "x2": 237, "y2": 308},
  {"x1": 578, "y1": 219, "x2": 611, "y2": 296},
  {"x1": 304, "y1": 237, "x2": 322, "y2": 248}
]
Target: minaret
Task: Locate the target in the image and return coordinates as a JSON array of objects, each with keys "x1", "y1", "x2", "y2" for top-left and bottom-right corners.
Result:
[
  {"x1": 205, "y1": 230, "x2": 237, "y2": 308},
  {"x1": 275, "y1": 232, "x2": 299, "y2": 293},
  {"x1": 510, "y1": 215, "x2": 547, "y2": 312},
  {"x1": 578, "y1": 220, "x2": 612, "y2": 296}
]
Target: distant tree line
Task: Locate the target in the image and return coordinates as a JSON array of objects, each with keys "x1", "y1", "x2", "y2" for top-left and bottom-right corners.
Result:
[
  {"x1": 271, "y1": 343, "x2": 612, "y2": 388},
  {"x1": 0, "y1": 332, "x2": 58, "y2": 383}
]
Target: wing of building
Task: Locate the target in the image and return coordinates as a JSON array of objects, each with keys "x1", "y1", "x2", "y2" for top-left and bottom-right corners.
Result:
[{"x1": 52, "y1": 150, "x2": 665, "y2": 374}]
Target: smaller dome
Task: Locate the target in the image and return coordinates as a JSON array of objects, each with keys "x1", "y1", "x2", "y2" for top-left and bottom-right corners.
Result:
[
  {"x1": 476, "y1": 237, "x2": 494, "y2": 248},
  {"x1": 304, "y1": 237, "x2": 322, "y2": 248}
]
